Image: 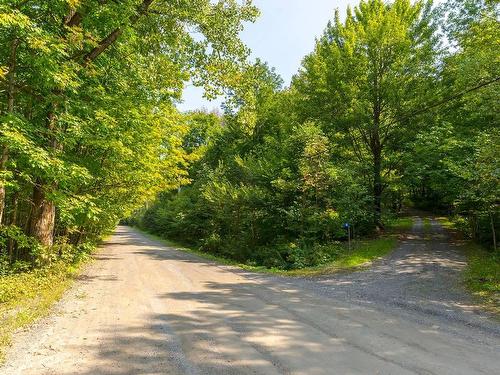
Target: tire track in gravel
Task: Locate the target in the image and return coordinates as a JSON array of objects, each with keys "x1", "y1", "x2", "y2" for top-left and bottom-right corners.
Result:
[{"x1": 1, "y1": 225, "x2": 498, "y2": 375}]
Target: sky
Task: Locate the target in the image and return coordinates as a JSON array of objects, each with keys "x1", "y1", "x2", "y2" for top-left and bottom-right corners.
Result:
[{"x1": 177, "y1": 0, "x2": 353, "y2": 112}]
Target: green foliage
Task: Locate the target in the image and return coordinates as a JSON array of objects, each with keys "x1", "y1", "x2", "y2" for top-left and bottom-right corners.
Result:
[
  {"x1": 403, "y1": 1, "x2": 499, "y2": 245},
  {"x1": 293, "y1": 0, "x2": 439, "y2": 227},
  {"x1": 0, "y1": 0, "x2": 255, "y2": 265},
  {"x1": 137, "y1": 62, "x2": 373, "y2": 268},
  {"x1": 0, "y1": 260, "x2": 80, "y2": 361},
  {"x1": 135, "y1": 0, "x2": 498, "y2": 268},
  {"x1": 0, "y1": 226, "x2": 41, "y2": 260},
  {"x1": 463, "y1": 242, "x2": 500, "y2": 311},
  {"x1": 1, "y1": 0, "x2": 496, "y2": 273}
]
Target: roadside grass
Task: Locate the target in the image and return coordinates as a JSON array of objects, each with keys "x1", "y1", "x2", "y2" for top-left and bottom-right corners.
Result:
[
  {"x1": 386, "y1": 217, "x2": 414, "y2": 232},
  {"x1": 0, "y1": 260, "x2": 88, "y2": 362},
  {"x1": 284, "y1": 237, "x2": 398, "y2": 277},
  {"x1": 137, "y1": 228, "x2": 398, "y2": 278},
  {"x1": 421, "y1": 217, "x2": 433, "y2": 239},
  {"x1": 436, "y1": 216, "x2": 455, "y2": 230},
  {"x1": 423, "y1": 218, "x2": 432, "y2": 232},
  {"x1": 462, "y1": 242, "x2": 500, "y2": 314}
]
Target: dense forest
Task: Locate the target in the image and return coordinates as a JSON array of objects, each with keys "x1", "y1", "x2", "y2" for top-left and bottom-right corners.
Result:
[
  {"x1": 0, "y1": 0, "x2": 258, "y2": 269},
  {"x1": 0, "y1": 0, "x2": 499, "y2": 272},
  {"x1": 135, "y1": 0, "x2": 499, "y2": 269}
]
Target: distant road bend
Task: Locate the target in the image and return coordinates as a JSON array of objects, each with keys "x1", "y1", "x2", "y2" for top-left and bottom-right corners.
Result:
[{"x1": 2, "y1": 223, "x2": 499, "y2": 375}]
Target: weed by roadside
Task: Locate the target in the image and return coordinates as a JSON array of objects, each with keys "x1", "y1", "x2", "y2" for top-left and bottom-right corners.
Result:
[
  {"x1": 463, "y1": 243, "x2": 500, "y2": 314},
  {"x1": 282, "y1": 237, "x2": 398, "y2": 277},
  {"x1": 423, "y1": 218, "x2": 432, "y2": 232},
  {"x1": 136, "y1": 228, "x2": 398, "y2": 278},
  {"x1": 0, "y1": 258, "x2": 90, "y2": 362},
  {"x1": 386, "y1": 217, "x2": 414, "y2": 232}
]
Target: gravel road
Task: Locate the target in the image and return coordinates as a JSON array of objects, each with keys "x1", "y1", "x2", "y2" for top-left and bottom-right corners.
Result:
[
  {"x1": 1, "y1": 223, "x2": 499, "y2": 375},
  {"x1": 283, "y1": 218, "x2": 500, "y2": 332}
]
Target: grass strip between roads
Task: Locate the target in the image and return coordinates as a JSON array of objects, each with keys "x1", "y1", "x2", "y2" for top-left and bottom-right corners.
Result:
[{"x1": 136, "y1": 228, "x2": 398, "y2": 277}]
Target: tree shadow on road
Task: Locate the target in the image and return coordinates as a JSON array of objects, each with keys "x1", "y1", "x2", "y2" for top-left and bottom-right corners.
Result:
[{"x1": 56, "y1": 274, "x2": 498, "y2": 375}]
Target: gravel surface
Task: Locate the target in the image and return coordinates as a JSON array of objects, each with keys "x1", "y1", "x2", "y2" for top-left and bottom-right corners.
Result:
[
  {"x1": 274, "y1": 217, "x2": 500, "y2": 338},
  {"x1": 1, "y1": 222, "x2": 499, "y2": 375}
]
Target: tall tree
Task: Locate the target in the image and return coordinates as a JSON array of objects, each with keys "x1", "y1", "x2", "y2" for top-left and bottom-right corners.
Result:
[
  {"x1": 293, "y1": 0, "x2": 439, "y2": 228},
  {"x1": 0, "y1": 0, "x2": 258, "y2": 246}
]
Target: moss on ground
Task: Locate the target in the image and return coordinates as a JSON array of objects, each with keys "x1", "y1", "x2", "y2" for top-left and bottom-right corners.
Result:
[{"x1": 423, "y1": 218, "x2": 432, "y2": 232}]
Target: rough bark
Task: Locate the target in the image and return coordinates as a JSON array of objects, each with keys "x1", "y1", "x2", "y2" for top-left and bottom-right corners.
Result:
[
  {"x1": 29, "y1": 180, "x2": 56, "y2": 247},
  {"x1": 28, "y1": 110, "x2": 58, "y2": 246}
]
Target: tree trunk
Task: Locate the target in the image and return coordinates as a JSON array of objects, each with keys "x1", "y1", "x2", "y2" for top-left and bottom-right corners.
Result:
[
  {"x1": 0, "y1": 148, "x2": 7, "y2": 225},
  {"x1": 7, "y1": 189, "x2": 19, "y2": 260},
  {"x1": 373, "y1": 147, "x2": 382, "y2": 229},
  {"x1": 29, "y1": 110, "x2": 58, "y2": 246},
  {"x1": 371, "y1": 105, "x2": 383, "y2": 229},
  {"x1": 491, "y1": 211, "x2": 497, "y2": 251},
  {"x1": 370, "y1": 65, "x2": 383, "y2": 230},
  {"x1": 29, "y1": 180, "x2": 56, "y2": 247},
  {"x1": 469, "y1": 213, "x2": 478, "y2": 240},
  {"x1": 26, "y1": 0, "x2": 154, "y2": 244},
  {"x1": 0, "y1": 37, "x2": 19, "y2": 225},
  {"x1": 82, "y1": 0, "x2": 155, "y2": 65}
]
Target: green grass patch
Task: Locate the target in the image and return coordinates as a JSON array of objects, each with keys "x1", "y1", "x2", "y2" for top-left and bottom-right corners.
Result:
[
  {"x1": 436, "y1": 216, "x2": 455, "y2": 230},
  {"x1": 463, "y1": 243, "x2": 500, "y2": 313},
  {"x1": 386, "y1": 217, "x2": 414, "y2": 232},
  {"x1": 286, "y1": 237, "x2": 398, "y2": 277},
  {"x1": 0, "y1": 261, "x2": 85, "y2": 362},
  {"x1": 423, "y1": 218, "x2": 432, "y2": 233},
  {"x1": 137, "y1": 228, "x2": 398, "y2": 278}
]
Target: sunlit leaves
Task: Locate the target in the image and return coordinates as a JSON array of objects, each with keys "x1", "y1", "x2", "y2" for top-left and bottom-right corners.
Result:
[{"x1": 0, "y1": 0, "x2": 255, "y2": 252}]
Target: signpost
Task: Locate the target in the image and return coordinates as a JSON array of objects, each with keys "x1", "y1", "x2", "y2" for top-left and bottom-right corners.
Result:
[{"x1": 343, "y1": 222, "x2": 351, "y2": 252}]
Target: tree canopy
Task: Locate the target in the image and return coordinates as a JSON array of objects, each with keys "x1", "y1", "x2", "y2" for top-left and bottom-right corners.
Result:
[
  {"x1": 0, "y1": 0, "x2": 257, "y2": 263},
  {"x1": 1, "y1": 0, "x2": 498, "y2": 270},
  {"x1": 136, "y1": 0, "x2": 499, "y2": 269}
]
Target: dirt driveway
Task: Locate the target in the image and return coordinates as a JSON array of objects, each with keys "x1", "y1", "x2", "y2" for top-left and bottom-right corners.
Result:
[
  {"x1": 1, "y1": 224, "x2": 499, "y2": 375},
  {"x1": 286, "y1": 217, "x2": 498, "y2": 327}
]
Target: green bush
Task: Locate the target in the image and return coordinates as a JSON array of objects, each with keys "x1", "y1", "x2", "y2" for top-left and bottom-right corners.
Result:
[
  {"x1": 0, "y1": 226, "x2": 42, "y2": 266},
  {"x1": 0, "y1": 226, "x2": 94, "y2": 274},
  {"x1": 464, "y1": 244, "x2": 500, "y2": 310},
  {"x1": 200, "y1": 233, "x2": 223, "y2": 254}
]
